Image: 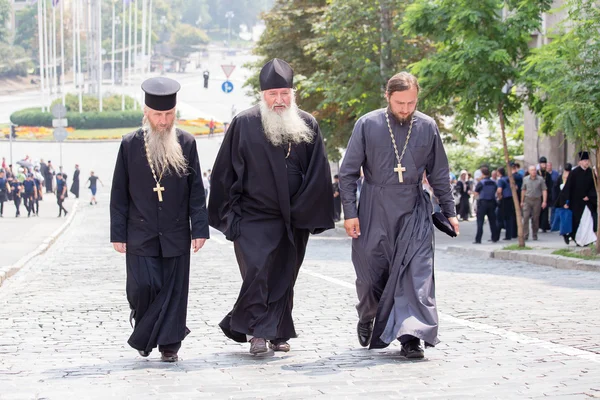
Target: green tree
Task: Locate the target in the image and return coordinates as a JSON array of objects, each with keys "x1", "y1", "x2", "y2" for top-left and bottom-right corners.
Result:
[
  {"x1": 14, "y1": 5, "x2": 37, "y2": 56},
  {"x1": 169, "y1": 24, "x2": 209, "y2": 58},
  {"x1": 403, "y1": 0, "x2": 552, "y2": 247},
  {"x1": 525, "y1": 0, "x2": 600, "y2": 252},
  {"x1": 0, "y1": 0, "x2": 10, "y2": 44}
]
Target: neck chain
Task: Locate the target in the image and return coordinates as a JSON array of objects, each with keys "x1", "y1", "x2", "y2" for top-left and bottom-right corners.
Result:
[
  {"x1": 285, "y1": 142, "x2": 291, "y2": 159},
  {"x1": 385, "y1": 110, "x2": 414, "y2": 170},
  {"x1": 144, "y1": 132, "x2": 164, "y2": 186}
]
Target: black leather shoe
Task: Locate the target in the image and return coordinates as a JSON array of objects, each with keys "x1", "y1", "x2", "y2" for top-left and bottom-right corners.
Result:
[
  {"x1": 400, "y1": 339, "x2": 424, "y2": 359},
  {"x1": 563, "y1": 235, "x2": 570, "y2": 245},
  {"x1": 357, "y1": 320, "x2": 373, "y2": 347},
  {"x1": 160, "y1": 351, "x2": 178, "y2": 362},
  {"x1": 138, "y1": 350, "x2": 151, "y2": 357}
]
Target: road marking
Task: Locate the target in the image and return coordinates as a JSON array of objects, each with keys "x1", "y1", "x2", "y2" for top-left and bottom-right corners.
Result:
[{"x1": 301, "y1": 267, "x2": 600, "y2": 364}]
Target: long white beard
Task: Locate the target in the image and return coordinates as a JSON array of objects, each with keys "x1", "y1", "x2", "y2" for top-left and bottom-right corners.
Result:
[
  {"x1": 259, "y1": 97, "x2": 314, "y2": 146},
  {"x1": 142, "y1": 116, "x2": 188, "y2": 177}
]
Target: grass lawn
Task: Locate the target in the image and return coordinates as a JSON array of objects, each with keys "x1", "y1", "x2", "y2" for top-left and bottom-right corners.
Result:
[
  {"x1": 502, "y1": 244, "x2": 533, "y2": 250},
  {"x1": 551, "y1": 248, "x2": 598, "y2": 260}
]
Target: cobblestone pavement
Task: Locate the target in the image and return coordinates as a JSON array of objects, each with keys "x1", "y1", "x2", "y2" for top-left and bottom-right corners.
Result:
[{"x1": 0, "y1": 198, "x2": 599, "y2": 399}]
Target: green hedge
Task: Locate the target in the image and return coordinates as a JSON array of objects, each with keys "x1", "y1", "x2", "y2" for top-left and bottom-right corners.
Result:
[{"x1": 10, "y1": 108, "x2": 144, "y2": 129}]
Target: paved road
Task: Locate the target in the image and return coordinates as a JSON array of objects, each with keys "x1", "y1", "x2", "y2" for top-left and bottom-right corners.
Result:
[{"x1": 0, "y1": 197, "x2": 598, "y2": 399}]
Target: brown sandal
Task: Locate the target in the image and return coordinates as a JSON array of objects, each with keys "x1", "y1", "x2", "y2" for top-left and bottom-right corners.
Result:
[{"x1": 269, "y1": 341, "x2": 290, "y2": 352}]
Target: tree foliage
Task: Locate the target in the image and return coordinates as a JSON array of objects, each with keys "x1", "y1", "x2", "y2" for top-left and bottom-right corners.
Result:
[{"x1": 170, "y1": 24, "x2": 209, "y2": 58}]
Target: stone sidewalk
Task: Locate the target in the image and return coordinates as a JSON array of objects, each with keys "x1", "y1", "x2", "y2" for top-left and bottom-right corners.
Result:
[{"x1": 0, "y1": 200, "x2": 599, "y2": 399}]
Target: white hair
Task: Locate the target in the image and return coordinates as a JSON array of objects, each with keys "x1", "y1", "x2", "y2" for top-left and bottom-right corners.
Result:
[
  {"x1": 142, "y1": 112, "x2": 188, "y2": 177},
  {"x1": 259, "y1": 91, "x2": 314, "y2": 146}
]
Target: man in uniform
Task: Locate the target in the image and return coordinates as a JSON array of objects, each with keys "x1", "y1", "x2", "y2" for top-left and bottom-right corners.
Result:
[
  {"x1": 56, "y1": 173, "x2": 68, "y2": 217},
  {"x1": 208, "y1": 58, "x2": 334, "y2": 356},
  {"x1": 339, "y1": 72, "x2": 458, "y2": 358},
  {"x1": 110, "y1": 77, "x2": 209, "y2": 362}
]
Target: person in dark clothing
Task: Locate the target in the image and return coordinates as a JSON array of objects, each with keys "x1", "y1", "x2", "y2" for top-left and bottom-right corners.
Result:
[
  {"x1": 456, "y1": 170, "x2": 471, "y2": 221},
  {"x1": 554, "y1": 163, "x2": 573, "y2": 244},
  {"x1": 10, "y1": 179, "x2": 23, "y2": 217},
  {"x1": 474, "y1": 167, "x2": 499, "y2": 243},
  {"x1": 45, "y1": 161, "x2": 55, "y2": 193},
  {"x1": 33, "y1": 173, "x2": 41, "y2": 215},
  {"x1": 0, "y1": 170, "x2": 8, "y2": 217},
  {"x1": 333, "y1": 174, "x2": 342, "y2": 221},
  {"x1": 537, "y1": 157, "x2": 554, "y2": 232},
  {"x1": 22, "y1": 173, "x2": 37, "y2": 217},
  {"x1": 563, "y1": 152, "x2": 598, "y2": 245},
  {"x1": 496, "y1": 167, "x2": 516, "y2": 240},
  {"x1": 56, "y1": 173, "x2": 68, "y2": 217},
  {"x1": 39, "y1": 160, "x2": 49, "y2": 192},
  {"x1": 70, "y1": 164, "x2": 80, "y2": 198},
  {"x1": 87, "y1": 171, "x2": 103, "y2": 205}
]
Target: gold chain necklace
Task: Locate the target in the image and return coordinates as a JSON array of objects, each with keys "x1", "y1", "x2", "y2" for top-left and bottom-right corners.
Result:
[
  {"x1": 144, "y1": 132, "x2": 166, "y2": 202},
  {"x1": 385, "y1": 110, "x2": 414, "y2": 183}
]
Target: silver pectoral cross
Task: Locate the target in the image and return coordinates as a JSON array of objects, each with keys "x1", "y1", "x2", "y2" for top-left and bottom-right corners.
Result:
[
  {"x1": 394, "y1": 163, "x2": 406, "y2": 183},
  {"x1": 153, "y1": 182, "x2": 165, "y2": 202}
]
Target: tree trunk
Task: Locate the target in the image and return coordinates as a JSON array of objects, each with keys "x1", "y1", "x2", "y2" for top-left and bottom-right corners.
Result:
[
  {"x1": 379, "y1": 0, "x2": 393, "y2": 89},
  {"x1": 498, "y1": 104, "x2": 525, "y2": 247}
]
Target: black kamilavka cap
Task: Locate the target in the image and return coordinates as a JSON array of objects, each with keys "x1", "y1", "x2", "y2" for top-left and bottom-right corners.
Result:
[
  {"x1": 578, "y1": 151, "x2": 590, "y2": 160},
  {"x1": 141, "y1": 77, "x2": 181, "y2": 111},
  {"x1": 259, "y1": 58, "x2": 293, "y2": 91}
]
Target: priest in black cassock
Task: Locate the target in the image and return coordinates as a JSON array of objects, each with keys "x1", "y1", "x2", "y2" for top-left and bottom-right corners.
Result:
[
  {"x1": 208, "y1": 58, "x2": 334, "y2": 356},
  {"x1": 339, "y1": 72, "x2": 459, "y2": 359},
  {"x1": 563, "y1": 151, "x2": 598, "y2": 244},
  {"x1": 110, "y1": 77, "x2": 209, "y2": 362}
]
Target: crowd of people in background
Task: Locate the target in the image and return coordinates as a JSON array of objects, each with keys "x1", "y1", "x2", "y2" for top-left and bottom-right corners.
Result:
[
  {"x1": 0, "y1": 155, "x2": 106, "y2": 218},
  {"x1": 450, "y1": 152, "x2": 598, "y2": 247}
]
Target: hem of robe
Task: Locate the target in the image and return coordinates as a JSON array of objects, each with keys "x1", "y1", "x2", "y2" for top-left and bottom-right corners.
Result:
[
  {"x1": 126, "y1": 253, "x2": 191, "y2": 353},
  {"x1": 367, "y1": 190, "x2": 440, "y2": 350}
]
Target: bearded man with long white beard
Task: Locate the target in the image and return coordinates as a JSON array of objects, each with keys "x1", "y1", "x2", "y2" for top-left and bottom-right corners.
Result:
[
  {"x1": 208, "y1": 58, "x2": 334, "y2": 356},
  {"x1": 110, "y1": 77, "x2": 209, "y2": 362}
]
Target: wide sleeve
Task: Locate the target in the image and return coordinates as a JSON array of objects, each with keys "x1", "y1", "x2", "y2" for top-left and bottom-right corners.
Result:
[
  {"x1": 425, "y1": 123, "x2": 456, "y2": 217},
  {"x1": 290, "y1": 122, "x2": 334, "y2": 234},
  {"x1": 207, "y1": 117, "x2": 245, "y2": 241},
  {"x1": 187, "y1": 141, "x2": 209, "y2": 239},
  {"x1": 339, "y1": 118, "x2": 366, "y2": 219},
  {"x1": 110, "y1": 141, "x2": 129, "y2": 243}
]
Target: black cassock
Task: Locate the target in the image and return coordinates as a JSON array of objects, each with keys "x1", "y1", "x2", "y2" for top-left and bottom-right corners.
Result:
[
  {"x1": 70, "y1": 169, "x2": 80, "y2": 198},
  {"x1": 563, "y1": 165, "x2": 598, "y2": 241},
  {"x1": 208, "y1": 105, "x2": 334, "y2": 343},
  {"x1": 110, "y1": 128, "x2": 209, "y2": 353}
]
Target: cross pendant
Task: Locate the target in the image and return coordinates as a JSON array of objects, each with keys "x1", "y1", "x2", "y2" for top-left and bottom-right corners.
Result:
[
  {"x1": 153, "y1": 182, "x2": 165, "y2": 202},
  {"x1": 394, "y1": 163, "x2": 406, "y2": 183}
]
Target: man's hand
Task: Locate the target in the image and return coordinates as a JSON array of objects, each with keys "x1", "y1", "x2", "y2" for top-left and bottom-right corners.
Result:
[
  {"x1": 542, "y1": 201, "x2": 547, "y2": 209},
  {"x1": 564, "y1": 204, "x2": 569, "y2": 209},
  {"x1": 344, "y1": 218, "x2": 361, "y2": 239},
  {"x1": 113, "y1": 242, "x2": 127, "y2": 253},
  {"x1": 448, "y1": 216, "x2": 460, "y2": 235},
  {"x1": 584, "y1": 196, "x2": 589, "y2": 201},
  {"x1": 192, "y1": 238, "x2": 206, "y2": 253}
]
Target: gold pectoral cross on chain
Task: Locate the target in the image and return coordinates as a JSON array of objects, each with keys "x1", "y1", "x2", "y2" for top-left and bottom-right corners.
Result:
[
  {"x1": 394, "y1": 163, "x2": 406, "y2": 183},
  {"x1": 153, "y1": 182, "x2": 165, "y2": 202}
]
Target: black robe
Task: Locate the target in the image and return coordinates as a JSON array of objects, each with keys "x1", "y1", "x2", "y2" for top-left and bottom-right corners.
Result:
[
  {"x1": 110, "y1": 128, "x2": 209, "y2": 352},
  {"x1": 208, "y1": 105, "x2": 334, "y2": 343},
  {"x1": 70, "y1": 169, "x2": 80, "y2": 198},
  {"x1": 563, "y1": 166, "x2": 598, "y2": 241}
]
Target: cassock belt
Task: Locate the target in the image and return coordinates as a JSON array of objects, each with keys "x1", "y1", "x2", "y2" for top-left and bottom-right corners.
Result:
[{"x1": 364, "y1": 179, "x2": 420, "y2": 189}]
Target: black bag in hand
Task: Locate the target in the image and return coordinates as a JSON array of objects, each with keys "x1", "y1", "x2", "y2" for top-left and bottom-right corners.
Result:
[{"x1": 432, "y1": 212, "x2": 457, "y2": 237}]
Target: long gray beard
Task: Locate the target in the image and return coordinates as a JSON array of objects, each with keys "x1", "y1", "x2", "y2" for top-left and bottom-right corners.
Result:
[
  {"x1": 259, "y1": 98, "x2": 314, "y2": 146},
  {"x1": 142, "y1": 117, "x2": 188, "y2": 177}
]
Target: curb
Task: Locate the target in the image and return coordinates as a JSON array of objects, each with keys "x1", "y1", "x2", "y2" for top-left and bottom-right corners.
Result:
[
  {"x1": 0, "y1": 200, "x2": 80, "y2": 288},
  {"x1": 444, "y1": 245, "x2": 600, "y2": 273}
]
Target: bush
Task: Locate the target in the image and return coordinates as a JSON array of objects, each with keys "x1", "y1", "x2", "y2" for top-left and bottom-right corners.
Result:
[
  {"x1": 50, "y1": 93, "x2": 138, "y2": 113},
  {"x1": 10, "y1": 107, "x2": 143, "y2": 129}
]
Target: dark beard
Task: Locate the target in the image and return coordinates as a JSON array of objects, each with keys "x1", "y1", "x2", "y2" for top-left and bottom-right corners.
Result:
[{"x1": 388, "y1": 107, "x2": 415, "y2": 124}]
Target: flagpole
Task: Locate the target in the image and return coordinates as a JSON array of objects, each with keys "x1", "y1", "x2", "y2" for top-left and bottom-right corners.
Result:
[
  {"x1": 98, "y1": 0, "x2": 103, "y2": 112},
  {"x1": 111, "y1": 0, "x2": 116, "y2": 86},
  {"x1": 133, "y1": 0, "x2": 138, "y2": 79},
  {"x1": 72, "y1": 0, "x2": 76, "y2": 100},
  {"x1": 42, "y1": 0, "x2": 49, "y2": 100},
  {"x1": 77, "y1": 0, "x2": 83, "y2": 113},
  {"x1": 121, "y1": 0, "x2": 126, "y2": 110},
  {"x1": 147, "y1": 0, "x2": 152, "y2": 75},
  {"x1": 141, "y1": 0, "x2": 146, "y2": 79},
  {"x1": 52, "y1": 2, "x2": 57, "y2": 98},
  {"x1": 37, "y1": 0, "x2": 46, "y2": 112},
  {"x1": 60, "y1": 0, "x2": 65, "y2": 106},
  {"x1": 128, "y1": 0, "x2": 134, "y2": 110}
]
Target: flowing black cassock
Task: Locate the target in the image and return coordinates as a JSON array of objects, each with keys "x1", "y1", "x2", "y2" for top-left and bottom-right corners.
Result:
[
  {"x1": 208, "y1": 105, "x2": 334, "y2": 343},
  {"x1": 339, "y1": 109, "x2": 455, "y2": 349},
  {"x1": 563, "y1": 165, "x2": 598, "y2": 242},
  {"x1": 70, "y1": 169, "x2": 80, "y2": 198},
  {"x1": 110, "y1": 128, "x2": 209, "y2": 353}
]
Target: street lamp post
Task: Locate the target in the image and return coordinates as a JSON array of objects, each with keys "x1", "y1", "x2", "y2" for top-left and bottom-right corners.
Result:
[{"x1": 225, "y1": 11, "x2": 234, "y2": 47}]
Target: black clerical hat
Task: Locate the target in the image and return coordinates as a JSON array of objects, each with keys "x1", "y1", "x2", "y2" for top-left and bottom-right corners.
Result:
[
  {"x1": 539, "y1": 156, "x2": 547, "y2": 163},
  {"x1": 259, "y1": 58, "x2": 293, "y2": 91},
  {"x1": 141, "y1": 77, "x2": 181, "y2": 111},
  {"x1": 578, "y1": 151, "x2": 590, "y2": 160}
]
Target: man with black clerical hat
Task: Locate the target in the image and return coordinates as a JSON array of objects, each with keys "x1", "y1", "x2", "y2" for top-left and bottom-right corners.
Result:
[
  {"x1": 562, "y1": 151, "x2": 598, "y2": 244},
  {"x1": 339, "y1": 72, "x2": 459, "y2": 358},
  {"x1": 208, "y1": 58, "x2": 334, "y2": 356},
  {"x1": 110, "y1": 76, "x2": 209, "y2": 362}
]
